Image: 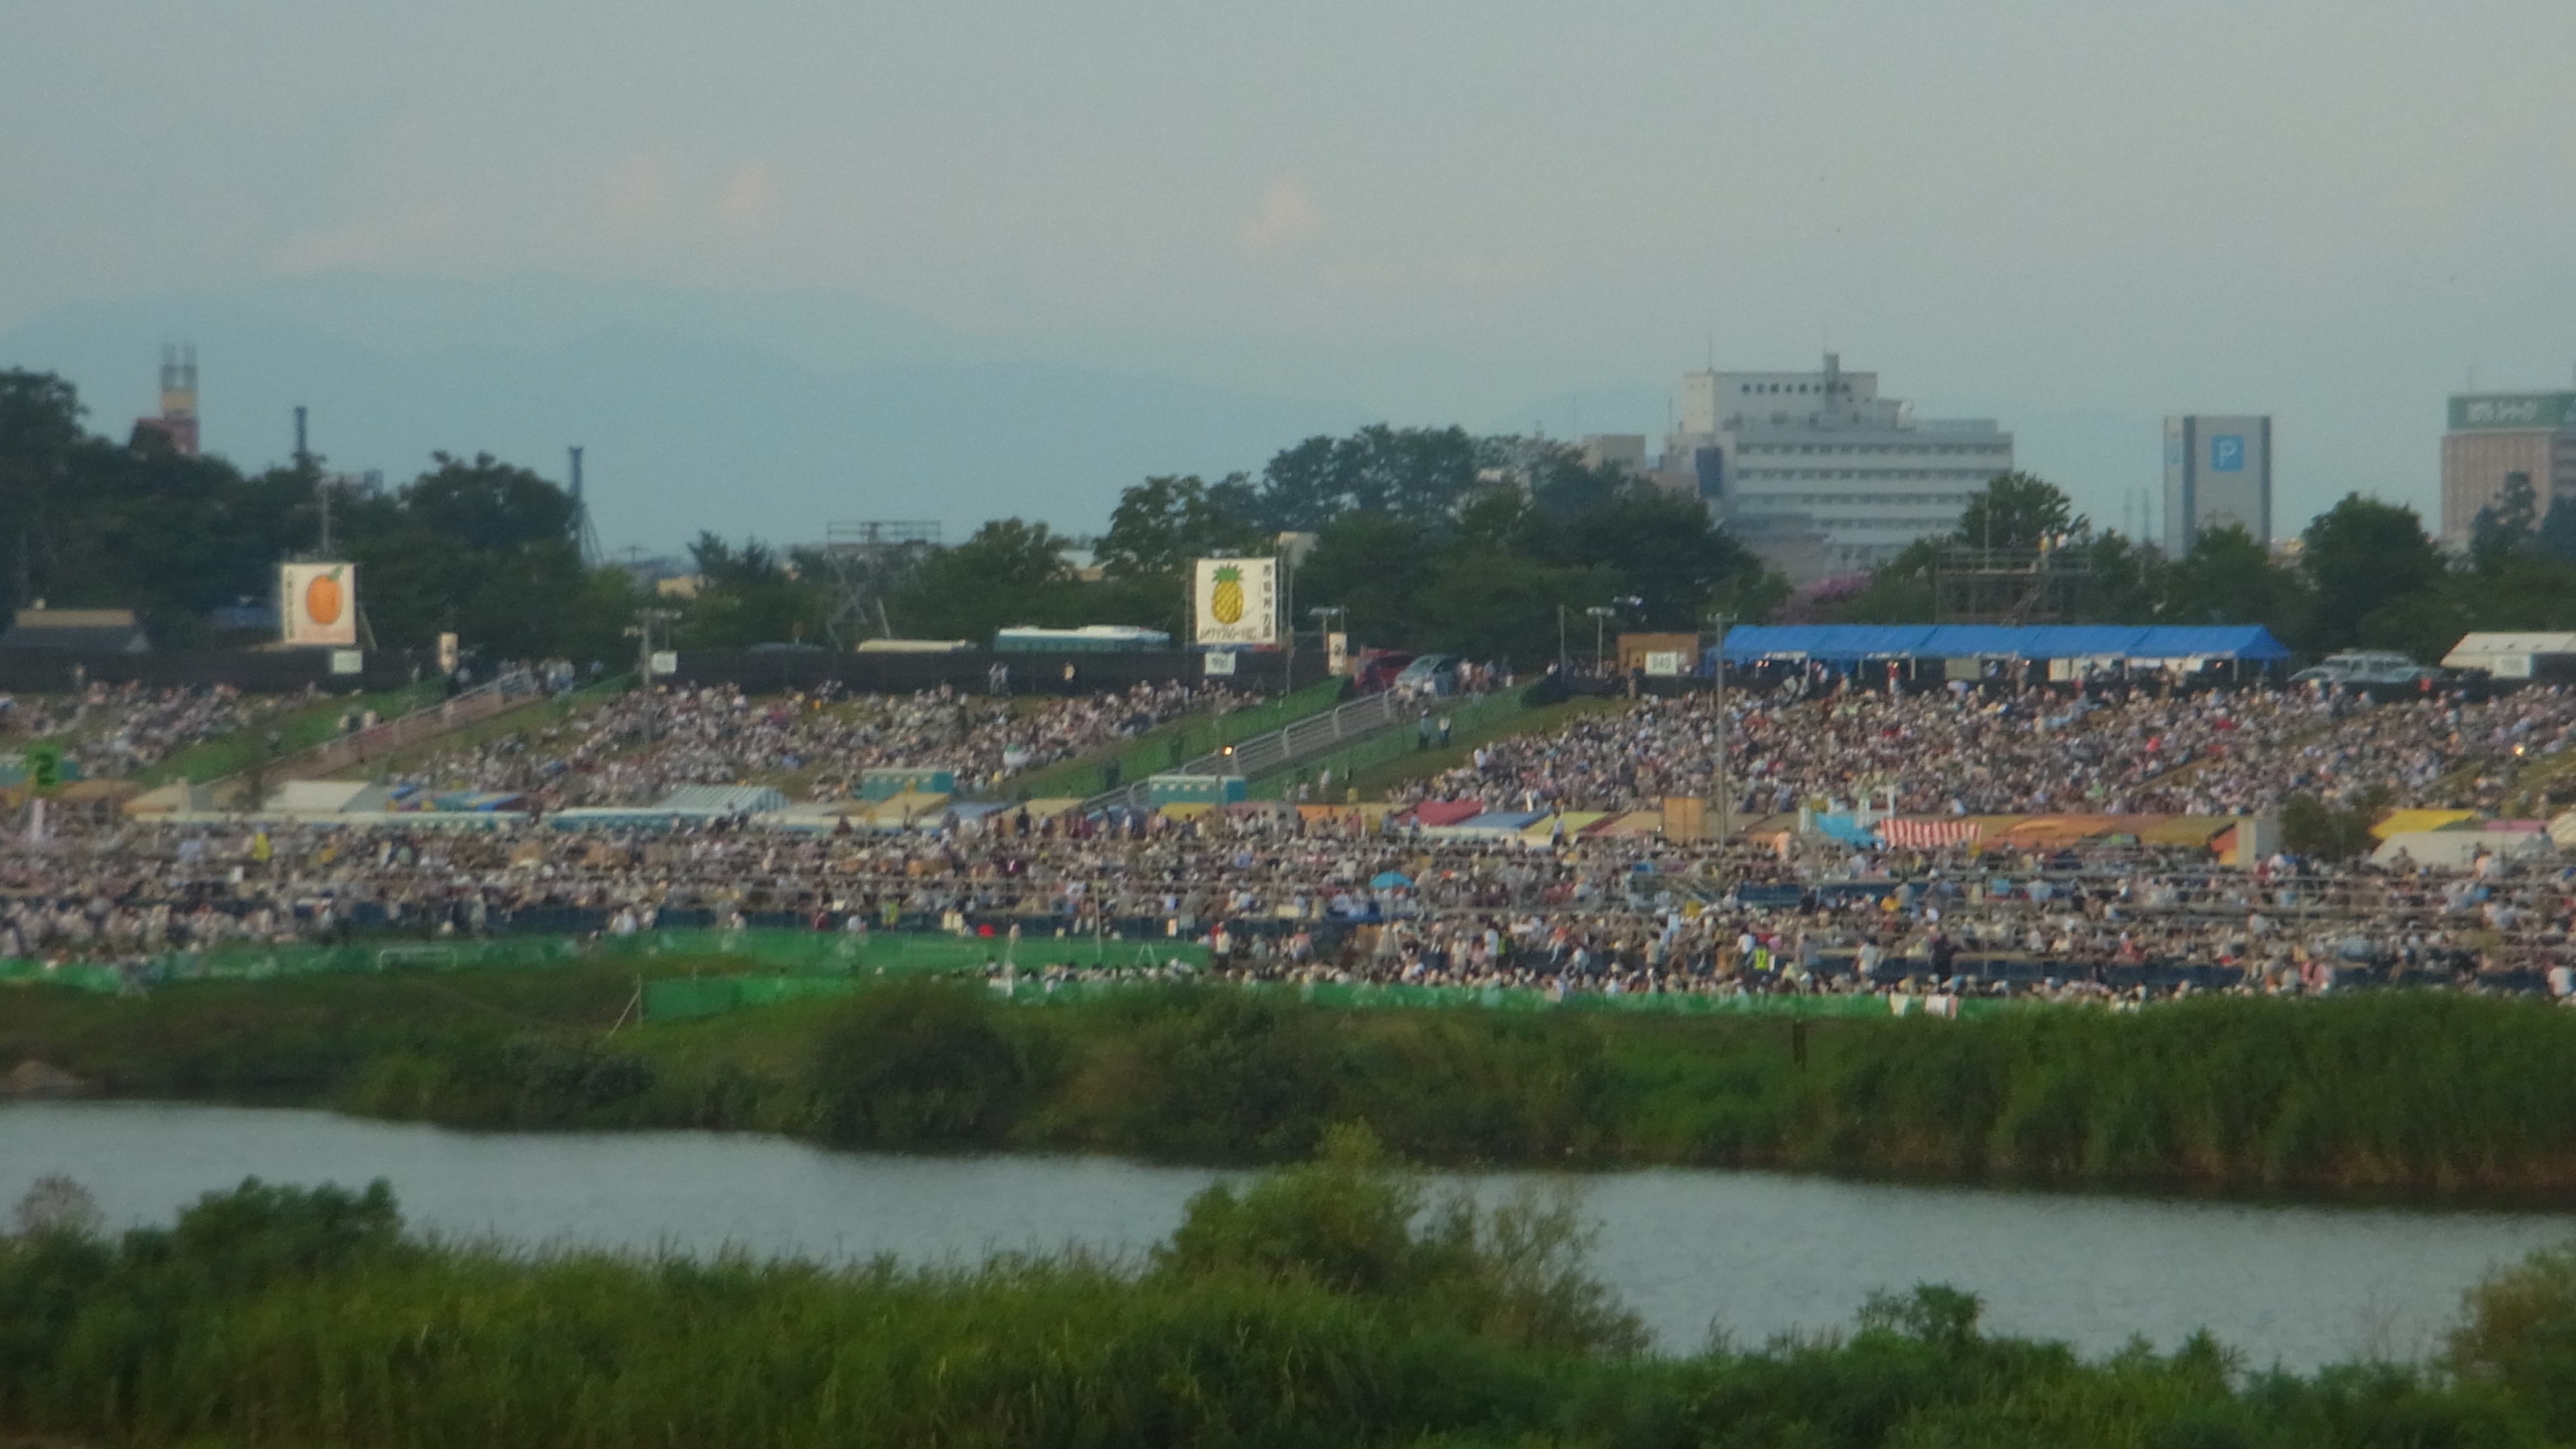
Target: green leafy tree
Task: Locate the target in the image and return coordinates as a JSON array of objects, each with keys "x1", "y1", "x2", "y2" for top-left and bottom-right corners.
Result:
[
  {"x1": 2471, "y1": 472, "x2": 2541, "y2": 575},
  {"x1": 2535, "y1": 498, "x2": 2576, "y2": 565},
  {"x1": 344, "y1": 453, "x2": 587, "y2": 657},
  {"x1": 1529, "y1": 482, "x2": 1780, "y2": 631},
  {"x1": 1090, "y1": 474, "x2": 1269, "y2": 637},
  {"x1": 892, "y1": 518, "x2": 1087, "y2": 642},
  {"x1": 0, "y1": 371, "x2": 316, "y2": 639},
  {"x1": 1957, "y1": 471, "x2": 2082, "y2": 552},
  {"x1": 1289, "y1": 511, "x2": 1437, "y2": 651},
  {"x1": 1256, "y1": 425, "x2": 1481, "y2": 529},
  {"x1": 1095, "y1": 473, "x2": 1265, "y2": 579},
  {"x1": 2279, "y1": 792, "x2": 2384, "y2": 861},
  {"x1": 1413, "y1": 550, "x2": 1623, "y2": 666},
  {"x1": 677, "y1": 534, "x2": 828, "y2": 647},
  {"x1": 2157, "y1": 525, "x2": 2309, "y2": 627},
  {"x1": 2300, "y1": 494, "x2": 2445, "y2": 655}
]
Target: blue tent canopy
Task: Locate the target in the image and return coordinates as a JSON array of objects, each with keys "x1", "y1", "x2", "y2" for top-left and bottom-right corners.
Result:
[{"x1": 1715, "y1": 624, "x2": 2290, "y2": 664}]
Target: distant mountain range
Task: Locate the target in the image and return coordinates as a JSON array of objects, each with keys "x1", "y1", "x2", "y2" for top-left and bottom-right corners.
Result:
[
  {"x1": 0, "y1": 276, "x2": 1373, "y2": 557},
  {"x1": 0, "y1": 272, "x2": 2167, "y2": 560}
]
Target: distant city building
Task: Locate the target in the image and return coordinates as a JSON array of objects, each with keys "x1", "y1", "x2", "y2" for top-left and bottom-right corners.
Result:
[
  {"x1": 1578, "y1": 433, "x2": 1648, "y2": 475},
  {"x1": 2441, "y1": 391, "x2": 2576, "y2": 545},
  {"x1": 132, "y1": 344, "x2": 199, "y2": 456},
  {"x1": 1659, "y1": 353, "x2": 2012, "y2": 581},
  {"x1": 2161, "y1": 415, "x2": 2273, "y2": 555}
]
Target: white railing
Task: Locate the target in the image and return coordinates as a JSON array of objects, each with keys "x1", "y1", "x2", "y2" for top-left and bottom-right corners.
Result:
[
  {"x1": 261, "y1": 670, "x2": 545, "y2": 782},
  {"x1": 1083, "y1": 689, "x2": 1413, "y2": 812}
]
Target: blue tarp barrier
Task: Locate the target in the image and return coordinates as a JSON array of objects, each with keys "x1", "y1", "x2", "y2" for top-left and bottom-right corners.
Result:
[{"x1": 1716, "y1": 623, "x2": 2290, "y2": 664}]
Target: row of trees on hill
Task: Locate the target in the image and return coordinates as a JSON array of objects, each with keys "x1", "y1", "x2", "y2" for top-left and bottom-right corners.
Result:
[
  {"x1": 0, "y1": 371, "x2": 640, "y2": 660},
  {"x1": 679, "y1": 427, "x2": 1785, "y2": 665},
  {"x1": 12, "y1": 359, "x2": 2575, "y2": 667},
  {"x1": 1823, "y1": 470, "x2": 2576, "y2": 660}
]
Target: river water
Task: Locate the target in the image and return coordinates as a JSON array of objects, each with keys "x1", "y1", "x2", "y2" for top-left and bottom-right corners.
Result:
[{"x1": 5, "y1": 1100, "x2": 2570, "y2": 1371}]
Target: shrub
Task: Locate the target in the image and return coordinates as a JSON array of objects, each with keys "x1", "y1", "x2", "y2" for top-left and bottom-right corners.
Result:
[
  {"x1": 1083, "y1": 988, "x2": 1339, "y2": 1161},
  {"x1": 810, "y1": 979, "x2": 1032, "y2": 1147}
]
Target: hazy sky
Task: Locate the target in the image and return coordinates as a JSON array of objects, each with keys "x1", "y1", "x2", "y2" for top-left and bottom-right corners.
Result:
[{"x1": 7, "y1": 0, "x2": 2575, "y2": 535}]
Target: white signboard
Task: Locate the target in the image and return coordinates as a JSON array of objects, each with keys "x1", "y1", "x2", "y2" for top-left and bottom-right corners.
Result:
[
  {"x1": 328, "y1": 650, "x2": 364, "y2": 676},
  {"x1": 280, "y1": 562, "x2": 357, "y2": 646},
  {"x1": 1644, "y1": 651, "x2": 1682, "y2": 677},
  {"x1": 648, "y1": 651, "x2": 679, "y2": 678},
  {"x1": 1192, "y1": 557, "x2": 1277, "y2": 647},
  {"x1": 1327, "y1": 631, "x2": 1349, "y2": 675},
  {"x1": 1202, "y1": 649, "x2": 1238, "y2": 677}
]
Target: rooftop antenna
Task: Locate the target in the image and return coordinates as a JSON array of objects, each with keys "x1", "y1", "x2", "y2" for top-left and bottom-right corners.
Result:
[
  {"x1": 292, "y1": 405, "x2": 335, "y2": 555},
  {"x1": 568, "y1": 446, "x2": 603, "y2": 569},
  {"x1": 153, "y1": 343, "x2": 201, "y2": 456}
]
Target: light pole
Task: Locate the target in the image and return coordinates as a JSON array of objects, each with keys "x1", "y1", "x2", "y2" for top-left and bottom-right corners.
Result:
[
  {"x1": 1310, "y1": 606, "x2": 1346, "y2": 677},
  {"x1": 1585, "y1": 607, "x2": 1614, "y2": 673},
  {"x1": 630, "y1": 606, "x2": 679, "y2": 745},
  {"x1": 1706, "y1": 609, "x2": 1731, "y2": 846}
]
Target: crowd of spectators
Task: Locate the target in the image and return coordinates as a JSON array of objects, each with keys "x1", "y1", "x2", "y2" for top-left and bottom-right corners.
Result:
[
  {"x1": 383, "y1": 680, "x2": 1249, "y2": 807},
  {"x1": 1404, "y1": 683, "x2": 2576, "y2": 819},
  {"x1": 6, "y1": 790, "x2": 2574, "y2": 1006},
  {"x1": 0, "y1": 682, "x2": 293, "y2": 776},
  {"x1": 10, "y1": 675, "x2": 2576, "y2": 1011}
]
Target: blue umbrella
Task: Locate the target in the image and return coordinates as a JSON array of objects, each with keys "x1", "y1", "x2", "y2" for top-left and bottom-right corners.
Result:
[{"x1": 1370, "y1": 870, "x2": 1413, "y2": 888}]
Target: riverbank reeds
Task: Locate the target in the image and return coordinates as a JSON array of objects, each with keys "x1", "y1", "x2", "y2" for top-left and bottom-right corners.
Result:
[
  {"x1": 15, "y1": 967, "x2": 2576, "y2": 1194},
  {"x1": 0, "y1": 1153, "x2": 2562, "y2": 1448}
]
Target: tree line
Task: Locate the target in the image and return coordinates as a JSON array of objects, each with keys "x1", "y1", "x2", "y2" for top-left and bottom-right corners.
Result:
[
  {"x1": 10, "y1": 361, "x2": 2570, "y2": 665},
  {"x1": 0, "y1": 370, "x2": 635, "y2": 660},
  {"x1": 1819, "y1": 468, "x2": 2576, "y2": 660}
]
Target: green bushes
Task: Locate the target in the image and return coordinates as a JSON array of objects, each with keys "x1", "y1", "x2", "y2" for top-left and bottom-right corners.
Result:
[
  {"x1": 1779, "y1": 993, "x2": 2576, "y2": 1191},
  {"x1": 809, "y1": 979, "x2": 1038, "y2": 1147},
  {"x1": 4, "y1": 1170, "x2": 2568, "y2": 1448},
  {"x1": 22, "y1": 965, "x2": 2576, "y2": 1191}
]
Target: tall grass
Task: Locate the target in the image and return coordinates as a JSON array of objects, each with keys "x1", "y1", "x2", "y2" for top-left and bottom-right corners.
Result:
[
  {"x1": 18, "y1": 966, "x2": 2576, "y2": 1193},
  {"x1": 0, "y1": 1166, "x2": 2555, "y2": 1448}
]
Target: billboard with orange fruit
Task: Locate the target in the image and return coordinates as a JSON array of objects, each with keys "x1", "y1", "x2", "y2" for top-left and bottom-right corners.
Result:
[{"x1": 280, "y1": 562, "x2": 358, "y2": 646}]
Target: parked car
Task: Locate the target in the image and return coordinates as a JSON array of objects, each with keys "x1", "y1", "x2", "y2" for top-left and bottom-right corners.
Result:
[
  {"x1": 1392, "y1": 654, "x2": 1462, "y2": 696},
  {"x1": 2290, "y1": 650, "x2": 2445, "y2": 688},
  {"x1": 1353, "y1": 649, "x2": 1417, "y2": 694}
]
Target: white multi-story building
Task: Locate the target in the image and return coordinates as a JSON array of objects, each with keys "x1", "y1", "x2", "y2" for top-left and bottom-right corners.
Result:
[{"x1": 1660, "y1": 354, "x2": 2013, "y2": 581}]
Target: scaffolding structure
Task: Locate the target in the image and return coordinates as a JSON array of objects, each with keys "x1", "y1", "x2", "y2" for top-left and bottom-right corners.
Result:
[
  {"x1": 1929, "y1": 544, "x2": 2096, "y2": 624},
  {"x1": 821, "y1": 520, "x2": 941, "y2": 643}
]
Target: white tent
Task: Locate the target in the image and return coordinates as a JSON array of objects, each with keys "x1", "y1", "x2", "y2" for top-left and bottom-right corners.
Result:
[
  {"x1": 2443, "y1": 632, "x2": 2576, "y2": 679},
  {"x1": 2369, "y1": 829, "x2": 2553, "y2": 872}
]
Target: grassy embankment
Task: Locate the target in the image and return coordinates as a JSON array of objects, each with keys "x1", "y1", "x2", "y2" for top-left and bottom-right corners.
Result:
[
  {"x1": 3, "y1": 1147, "x2": 2570, "y2": 1448},
  {"x1": 134, "y1": 680, "x2": 446, "y2": 787},
  {"x1": 1337, "y1": 694, "x2": 1629, "y2": 799},
  {"x1": 1000, "y1": 678, "x2": 1351, "y2": 801},
  {"x1": 15, "y1": 964, "x2": 2576, "y2": 1195}
]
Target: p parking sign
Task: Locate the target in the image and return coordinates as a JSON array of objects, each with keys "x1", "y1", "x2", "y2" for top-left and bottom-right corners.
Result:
[{"x1": 2209, "y1": 435, "x2": 2246, "y2": 472}]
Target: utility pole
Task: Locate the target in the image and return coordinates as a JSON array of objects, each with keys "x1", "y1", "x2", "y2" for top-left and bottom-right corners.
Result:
[
  {"x1": 1708, "y1": 611, "x2": 1731, "y2": 847},
  {"x1": 632, "y1": 605, "x2": 678, "y2": 745},
  {"x1": 295, "y1": 405, "x2": 334, "y2": 556}
]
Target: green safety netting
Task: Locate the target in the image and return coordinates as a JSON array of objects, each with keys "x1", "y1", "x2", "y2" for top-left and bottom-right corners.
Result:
[
  {"x1": 4, "y1": 929, "x2": 2002, "y2": 1022},
  {"x1": 647, "y1": 972, "x2": 2012, "y2": 1022},
  {"x1": 0, "y1": 928, "x2": 1201, "y2": 997}
]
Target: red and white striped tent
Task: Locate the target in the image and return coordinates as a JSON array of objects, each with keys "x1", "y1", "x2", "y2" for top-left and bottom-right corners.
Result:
[{"x1": 1877, "y1": 818, "x2": 1983, "y2": 850}]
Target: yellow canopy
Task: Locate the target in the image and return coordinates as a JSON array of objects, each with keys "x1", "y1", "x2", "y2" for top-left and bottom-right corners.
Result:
[{"x1": 2374, "y1": 808, "x2": 2475, "y2": 840}]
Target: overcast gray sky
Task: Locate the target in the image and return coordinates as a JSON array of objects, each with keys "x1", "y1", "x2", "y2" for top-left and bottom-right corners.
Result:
[{"x1": 7, "y1": 0, "x2": 2574, "y2": 536}]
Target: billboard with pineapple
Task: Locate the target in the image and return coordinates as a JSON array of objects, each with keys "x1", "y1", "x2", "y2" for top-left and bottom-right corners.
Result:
[{"x1": 1191, "y1": 556, "x2": 1277, "y2": 647}]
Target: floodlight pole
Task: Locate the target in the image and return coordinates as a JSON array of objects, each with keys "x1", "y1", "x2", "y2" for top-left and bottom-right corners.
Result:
[{"x1": 1708, "y1": 610, "x2": 1731, "y2": 847}]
